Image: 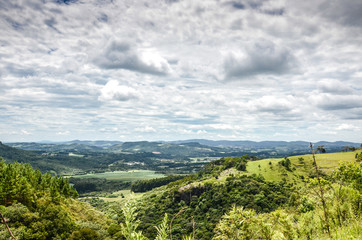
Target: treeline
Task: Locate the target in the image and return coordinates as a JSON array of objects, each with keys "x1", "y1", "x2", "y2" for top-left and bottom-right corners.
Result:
[
  {"x1": 131, "y1": 175, "x2": 186, "y2": 193},
  {"x1": 198, "y1": 155, "x2": 254, "y2": 177},
  {"x1": 0, "y1": 159, "x2": 78, "y2": 207},
  {"x1": 0, "y1": 159, "x2": 117, "y2": 240},
  {"x1": 0, "y1": 159, "x2": 87, "y2": 239},
  {"x1": 69, "y1": 177, "x2": 131, "y2": 194}
]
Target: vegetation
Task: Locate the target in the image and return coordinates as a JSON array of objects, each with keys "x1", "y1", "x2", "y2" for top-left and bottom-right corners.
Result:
[
  {"x1": 1, "y1": 141, "x2": 361, "y2": 239},
  {"x1": 0, "y1": 158, "x2": 112, "y2": 240},
  {"x1": 131, "y1": 175, "x2": 187, "y2": 193},
  {"x1": 213, "y1": 160, "x2": 362, "y2": 240},
  {"x1": 135, "y1": 157, "x2": 293, "y2": 239}
]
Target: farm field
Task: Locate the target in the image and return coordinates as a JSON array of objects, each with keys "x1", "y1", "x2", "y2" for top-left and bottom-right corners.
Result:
[{"x1": 71, "y1": 169, "x2": 166, "y2": 181}]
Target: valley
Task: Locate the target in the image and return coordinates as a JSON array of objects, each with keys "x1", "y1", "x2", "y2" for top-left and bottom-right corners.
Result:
[{"x1": 0, "y1": 140, "x2": 361, "y2": 239}]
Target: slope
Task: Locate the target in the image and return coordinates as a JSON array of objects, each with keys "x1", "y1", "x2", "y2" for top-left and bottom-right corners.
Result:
[{"x1": 126, "y1": 151, "x2": 361, "y2": 240}]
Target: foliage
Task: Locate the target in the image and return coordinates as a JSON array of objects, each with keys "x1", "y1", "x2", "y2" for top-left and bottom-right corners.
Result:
[
  {"x1": 0, "y1": 159, "x2": 113, "y2": 240},
  {"x1": 198, "y1": 155, "x2": 252, "y2": 177},
  {"x1": 278, "y1": 157, "x2": 292, "y2": 171},
  {"x1": 70, "y1": 177, "x2": 131, "y2": 194},
  {"x1": 154, "y1": 214, "x2": 169, "y2": 240},
  {"x1": 120, "y1": 201, "x2": 149, "y2": 240},
  {"x1": 136, "y1": 173, "x2": 292, "y2": 239},
  {"x1": 131, "y1": 176, "x2": 186, "y2": 193},
  {"x1": 212, "y1": 156, "x2": 362, "y2": 240},
  {"x1": 0, "y1": 159, "x2": 78, "y2": 207}
]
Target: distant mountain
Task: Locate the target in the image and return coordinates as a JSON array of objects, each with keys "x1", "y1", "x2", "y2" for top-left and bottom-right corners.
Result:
[
  {"x1": 4, "y1": 139, "x2": 360, "y2": 158},
  {"x1": 6, "y1": 142, "x2": 105, "y2": 152},
  {"x1": 67, "y1": 140, "x2": 123, "y2": 148},
  {"x1": 171, "y1": 139, "x2": 361, "y2": 152},
  {"x1": 109, "y1": 141, "x2": 223, "y2": 157}
]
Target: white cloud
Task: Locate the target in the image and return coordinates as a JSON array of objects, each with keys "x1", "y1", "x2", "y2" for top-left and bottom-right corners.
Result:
[
  {"x1": 93, "y1": 39, "x2": 171, "y2": 75},
  {"x1": 135, "y1": 126, "x2": 157, "y2": 133},
  {"x1": 56, "y1": 131, "x2": 70, "y2": 136},
  {"x1": 336, "y1": 124, "x2": 359, "y2": 131},
  {"x1": 98, "y1": 80, "x2": 139, "y2": 102}
]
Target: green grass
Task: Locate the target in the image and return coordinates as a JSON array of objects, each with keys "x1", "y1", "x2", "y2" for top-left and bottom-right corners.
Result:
[
  {"x1": 71, "y1": 170, "x2": 166, "y2": 181},
  {"x1": 288, "y1": 151, "x2": 358, "y2": 173},
  {"x1": 245, "y1": 151, "x2": 359, "y2": 183},
  {"x1": 97, "y1": 190, "x2": 145, "y2": 204}
]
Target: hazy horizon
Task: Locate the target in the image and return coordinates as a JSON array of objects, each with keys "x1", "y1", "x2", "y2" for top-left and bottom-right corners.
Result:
[
  {"x1": 1, "y1": 0, "x2": 361, "y2": 143},
  {"x1": 3, "y1": 138, "x2": 360, "y2": 145}
]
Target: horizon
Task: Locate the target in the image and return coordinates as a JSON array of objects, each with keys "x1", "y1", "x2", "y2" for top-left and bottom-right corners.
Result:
[
  {"x1": 3, "y1": 138, "x2": 360, "y2": 145},
  {"x1": 1, "y1": 0, "x2": 361, "y2": 143}
]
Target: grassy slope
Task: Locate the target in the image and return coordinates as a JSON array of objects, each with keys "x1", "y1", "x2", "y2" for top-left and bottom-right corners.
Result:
[{"x1": 245, "y1": 151, "x2": 358, "y2": 182}]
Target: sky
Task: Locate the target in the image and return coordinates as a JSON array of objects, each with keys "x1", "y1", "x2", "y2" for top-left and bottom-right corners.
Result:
[{"x1": 0, "y1": 0, "x2": 361, "y2": 143}]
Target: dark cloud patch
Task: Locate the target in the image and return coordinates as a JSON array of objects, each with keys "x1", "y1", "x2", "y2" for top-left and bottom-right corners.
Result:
[
  {"x1": 4, "y1": 17, "x2": 24, "y2": 31},
  {"x1": 44, "y1": 17, "x2": 61, "y2": 33},
  {"x1": 247, "y1": 0, "x2": 266, "y2": 9},
  {"x1": 223, "y1": 40, "x2": 297, "y2": 80},
  {"x1": 47, "y1": 48, "x2": 57, "y2": 54},
  {"x1": 231, "y1": 2, "x2": 246, "y2": 10},
  {"x1": 317, "y1": 80, "x2": 354, "y2": 95},
  {"x1": 295, "y1": 1, "x2": 362, "y2": 29},
  {"x1": 98, "y1": 13, "x2": 108, "y2": 22},
  {"x1": 342, "y1": 109, "x2": 362, "y2": 120},
  {"x1": 54, "y1": 0, "x2": 79, "y2": 5},
  {"x1": 165, "y1": 0, "x2": 179, "y2": 4},
  {"x1": 49, "y1": 8, "x2": 63, "y2": 14},
  {"x1": 93, "y1": 40, "x2": 170, "y2": 75},
  {"x1": 5, "y1": 63, "x2": 36, "y2": 77},
  {"x1": 263, "y1": 8, "x2": 284, "y2": 16},
  {"x1": 315, "y1": 95, "x2": 362, "y2": 111},
  {"x1": 319, "y1": 0, "x2": 362, "y2": 28}
]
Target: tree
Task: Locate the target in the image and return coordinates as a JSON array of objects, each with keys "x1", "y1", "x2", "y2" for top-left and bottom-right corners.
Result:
[
  {"x1": 309, "y1": 143, "x2": 331, "y2": 238},
  {"x1": 316, "y1": 145, "x2": 326, "y2": 153}
]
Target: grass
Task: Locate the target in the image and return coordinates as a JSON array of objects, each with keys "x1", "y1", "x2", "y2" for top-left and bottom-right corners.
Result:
[
  {"x1": 71, "y1": 170, "x2": 166, "y2": 181},
  {"x1": 97, "y1": 190, "x2": 145, "y2": 204},
  {"x1": 245, "y1": 151, "x2": 359, "y2": 183}
]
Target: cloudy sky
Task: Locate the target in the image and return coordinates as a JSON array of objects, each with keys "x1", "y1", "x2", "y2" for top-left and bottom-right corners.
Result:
[{"x1": 1, "y1": 0, "x2": 361, "y2": 143}]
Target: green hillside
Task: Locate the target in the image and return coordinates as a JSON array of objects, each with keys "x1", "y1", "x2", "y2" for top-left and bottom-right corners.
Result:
[
  {"x1": 0, "y1": 158, "x2": 114, "y2": 240},
  {"x1": 245, "y1": 151, "x2": 358, "y2": 183},
  {"x1": 105, "y1": 151, "x2": 361, "y2": 240}
]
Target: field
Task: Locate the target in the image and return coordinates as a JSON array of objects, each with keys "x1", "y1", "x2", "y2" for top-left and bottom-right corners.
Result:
[
  {"x1": 71, "y1": 170, "x2": 166, "y2": 181},
  {"x1": 246, "y1": 151, "x2": 359, "y2": 182}
]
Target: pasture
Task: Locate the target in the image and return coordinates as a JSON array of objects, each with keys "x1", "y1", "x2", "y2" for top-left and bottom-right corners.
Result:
[
  {"x1": 245, "y1": 151, "x2": 359, "y2": 182},
  {"x1": 71, "y1": 169, "x2": 166, "y2": 181}
]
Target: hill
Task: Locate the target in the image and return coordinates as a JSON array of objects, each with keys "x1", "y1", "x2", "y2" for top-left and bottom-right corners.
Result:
[
  {"x1": 109, "y1": 141, "x2": 224, "y2": 157},
  {"x1": 95, "y1": 150, "x2": 361, "y2": 240},
  {"x1": 0, "y1": 159, "x2": 113, "y2": 239},
  {"x1": 172, "y1": 139, "x2": 361, "y2": 153}
]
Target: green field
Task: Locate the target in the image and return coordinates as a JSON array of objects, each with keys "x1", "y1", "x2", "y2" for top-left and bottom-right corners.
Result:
[
  {"x1": 245, "y1": 151, "x2": 359, "y2": 182},
  {"x1": 71, "y1": 170, "x2": 166, "y2": 181}
]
